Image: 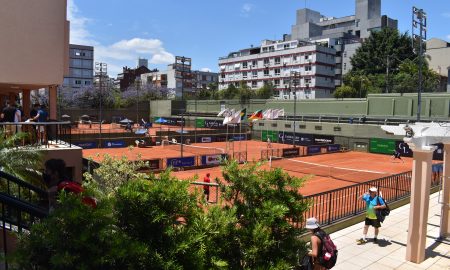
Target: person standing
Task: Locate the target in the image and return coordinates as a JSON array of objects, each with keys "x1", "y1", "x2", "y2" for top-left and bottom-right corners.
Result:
[
  {"x1": 203, "y1": 173, "x2": 211, "y2": 203},
  {"x1": 357, "y1": 187, "x2": 386, "y2": 244},
  {"x1": 305, "y1": 217, "x2": 337, "y2": 270},
  {"x1": 1, "y1": 102, "x2": 17, "y2": 135},
  {"x1": 14, "y1": 104, "x2": 22, "y2": 133},
  {"x1": 30, "y1": 103, "x2": 40, "y2": 119},
  {"x1": 32, "y1": 104, "x2": 49, "y2": 144}
]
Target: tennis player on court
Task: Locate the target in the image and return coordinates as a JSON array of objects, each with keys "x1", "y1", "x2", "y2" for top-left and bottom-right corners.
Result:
[{"x1": 391, "y1": 149, "x2": 404, "y2": 163}]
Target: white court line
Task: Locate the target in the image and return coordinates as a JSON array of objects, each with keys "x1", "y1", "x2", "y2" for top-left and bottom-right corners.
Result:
[{"x1": 285, "y1": 159, "x2": 389, "y2": 175}]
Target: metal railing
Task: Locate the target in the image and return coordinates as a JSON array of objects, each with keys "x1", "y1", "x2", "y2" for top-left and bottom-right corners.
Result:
[
  {"x1": 0, "y1": 121, "x2": 72, "y2": 147},
  {"x1": 0, "y1": 171, "x2": 48, "y2": 269}
]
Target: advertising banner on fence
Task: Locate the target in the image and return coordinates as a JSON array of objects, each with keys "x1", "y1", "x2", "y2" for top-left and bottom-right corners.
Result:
[
  {"x1": 282, "y1": 147, "x2": 300, "y2": 158},
  {"x1": 166, "y1": 157, "x2": 196, "y2": 168},
  {"x1": 278, "y1": 132, "x2": 314, "y2": 146},
  {"x1": 74, "y1": 141, "x2": 97, "y2": 149},
  {"x1": 204, "y1": 119, "x2": 225, "y2": 129},
  {"x1": 232, "y1": 135, "x2": 246, "y2": 141},
  {"x1": 314, "y1": 135, "x2": 334, "y2": 145},
  {"x1": 146, "y1": 159, "x2": 160, "y2": 170},
  {"x1": 200, "y1": 137, "x2": 212, "y2": 143},
  {"x1": 307, "y1": 145, "x2": 322, "y2": 155},
  {"x1": 196, "y1": 118, "x2": 205, "y2": 128},
  {"x1": 369, "y1": 138, "x2": 396, "y2": 154},
  {"x1": 154, "y1": 117, "x2": 185, "y2": 126},
  {"x1": 201, "y1": 154, "x2": 228, "y2": 165},
  {"x1": 327, "y1": 144, "x2": 341, "y2": 152},
  {"x1": 262, "y1": 130, "x2": 278, "y2": 142},
  {"x1": 103, "y1": 140, "x2": 126, "y2": 148}
]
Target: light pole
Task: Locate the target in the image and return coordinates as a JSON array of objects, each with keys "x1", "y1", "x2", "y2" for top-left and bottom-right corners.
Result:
[
  {"x1": 175, "y1": 56, "x2": 191, "y2": 157},
  {"x1": 95, "y1": 62, "x2": 107, "y2": 147},
  {"x1": 290, "y1": 71, "x2": 300, "y2": 148},
  {"x1": 412, "y1": 7, "x2": 427, "y2": 121}
]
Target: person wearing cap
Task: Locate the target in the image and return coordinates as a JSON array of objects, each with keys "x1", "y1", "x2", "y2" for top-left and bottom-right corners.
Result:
[
  {"x1": 305, "y1": 217, "x2": 327, "y2": 270},
  {"x1": 357, "y1": 187, "x2": 386, "y2": 244}
]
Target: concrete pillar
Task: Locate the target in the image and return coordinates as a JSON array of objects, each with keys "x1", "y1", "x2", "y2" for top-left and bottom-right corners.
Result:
[
  {"x1": 22, "y1": 89, "x2": 31, "y2": 118},
  {"x1": 406, "y1": 148, "x2": 433, "y2": 263},
  {"x1": 441, "y1": 144, "x2": 450, "y2": 239},
  {"x1": 48, "y1": 85, "x2": 57, "y2": 120}
]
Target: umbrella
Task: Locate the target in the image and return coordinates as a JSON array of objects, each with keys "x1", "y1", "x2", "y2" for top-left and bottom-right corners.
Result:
[
  {"x1": 175, "y1": 129, "x2": 189, "y2": 134},
  {"x1": 81, "y1": 115, "x2": 90, "y2": 119},
  {"x1": 155, "y1": 117, "x2": 168, "y2": 124},
  {"x1": 61, "y1": 114, "x2": 71, "y2": 118},
  {"x1": 119, "y1": 118, "x2": 134, "y2": 124}
]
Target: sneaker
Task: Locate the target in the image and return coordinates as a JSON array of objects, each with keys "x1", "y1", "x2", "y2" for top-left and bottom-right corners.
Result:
[
  {"x1": 357, "y1": 238, "x2": 367, "y2": 245},
  {"x1": 373, "y1": 237, "x2": 378, "y2": 243}
]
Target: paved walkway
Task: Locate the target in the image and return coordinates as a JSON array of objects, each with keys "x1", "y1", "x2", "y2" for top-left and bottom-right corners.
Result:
[{"x1": 332, "y1": 192, "x2": 449, "y2": 269}]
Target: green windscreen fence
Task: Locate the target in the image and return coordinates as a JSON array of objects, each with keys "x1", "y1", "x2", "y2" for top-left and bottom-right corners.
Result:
[
  {"x1": 262, "y1": 130, "x2": 279, "y2": 142},
  {"x1": 369, "y1": 138, "x2": 396, "y2": 154},
  {"x1": 196, "y1": 118, "x2": 205, "y2": 128}
]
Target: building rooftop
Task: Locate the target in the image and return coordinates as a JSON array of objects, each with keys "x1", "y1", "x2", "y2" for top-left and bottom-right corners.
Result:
[{"x1": 332, "y1": 192, "x2": 449, "y2": 269}]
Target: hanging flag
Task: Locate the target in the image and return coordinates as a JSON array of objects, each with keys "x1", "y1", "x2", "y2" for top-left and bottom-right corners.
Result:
[
  {"x1": 240, "y1": 108, "x2": 247, "y2": 121},
  {"x1": 277, "y1": 109, "x2": 285, "y2": 117},
  {"x1": 263, "y1": 109, "x2": 273, "y2": 120},
  {"x1": 217, "y1": 108, "x2": 227, "y2": 117},
  {"x1": 223, "y1": 110, "x2": 241, "y2": 125},
  {"x1": 248, "y1": 110, "x2": 263, "y2": 121},
  {"x1": 218, "y1": 108, "x2": 234, "y2": 117}
]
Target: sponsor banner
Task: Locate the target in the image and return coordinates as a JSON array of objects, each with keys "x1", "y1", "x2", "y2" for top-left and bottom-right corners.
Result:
[
  {"x1": 433, "y1": 143, "x2": 443, "y2": 161},
  {"x1": 232, "y1": 135, "x2": 246, "y2": 141},
  {"x1": 155, "y1": 117, "x2": 185, "y2": 126},
  {"x1": 278, "y1": 132, "x2": 314, "y2": 146},
  {"x1": 74, "y1": 141, "x2": 97, "y2": 149},
  {"x1": 146, "y1": 159, "x2": 160, "y2": 170},
  {"x1": 307, "y1": 145, "x2": 322, "y2": 155},
  {"x1": 369, "y1": 138, "x2": 396, "y2": 155},
  {"x1": 103, "y1": 140, "x2": 126, "y2": 148},
  {"x1": 201, "y1": 154, "x2": 228, "y2": 165},
  {"x1": 282, "y1": 147, "x2": 300, "y2": 158},
  {"x1": 262, "y1": 130, "x2": 278, "y2": 142},
  {"x1": 395, "y1": 141, "x2": 413, "y2": 157},
  {"x1": 327, "y1": 144, "x2": 341, "y2": 152},
  {"x1": 196, "y1": 118, "x2": 205, "y2": 128},
  {"x1": 200, "y1": 137, "x2": 212, "y2": 143},
  {"x1": 314, "y1": 135, "x2": 334, "y2": 145},
  {"x1": 215, "y1": 136, "x2": 227, "y2": 142},
  {"x1": 204, "y1": 119, "x2": 225, "y2": 129},
  {"x1": 166, "y1": 157, "x2": 196, "y2": 168}
]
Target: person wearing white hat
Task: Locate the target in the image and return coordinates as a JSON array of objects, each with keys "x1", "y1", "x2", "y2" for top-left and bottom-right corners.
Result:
[
  {"x1": 357, "y1": 187, "x2": 386, "y2": 244},
  {"x1": 305, "y1": 217, "x2": 327, "y2": 270}
]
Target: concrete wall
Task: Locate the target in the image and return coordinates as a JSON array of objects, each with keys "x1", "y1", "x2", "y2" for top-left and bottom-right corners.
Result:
[
  {"x1": 184, "y1": 93, "x2": 450, "y2": 120},
  {"x1": 62, "y1": 102, "x2": 151, "y2": 122},
  {"x1": 0, "y1": 0, "x2": 69, "y2": 87}
]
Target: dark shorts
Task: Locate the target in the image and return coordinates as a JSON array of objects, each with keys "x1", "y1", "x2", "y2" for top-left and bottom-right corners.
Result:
[
  {"x1": 365, "y1": 218, "x2": 381, "y2": 228},
  {"x1": 203, "y1": 189, "x2": 210, "y2": 195}
]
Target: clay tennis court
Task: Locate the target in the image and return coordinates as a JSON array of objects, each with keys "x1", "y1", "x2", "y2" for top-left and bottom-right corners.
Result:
[
  {"x1": 82, "y1": 140, "x2": 291, "y2": 163},
  {"x1": 172, "y1": 151, "x2": 414, "y2": 196}
]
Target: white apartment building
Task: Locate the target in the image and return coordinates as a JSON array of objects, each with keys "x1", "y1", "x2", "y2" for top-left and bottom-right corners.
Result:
[{"x1": 218, "y1": 40, "x2": 336, "y2": 99}]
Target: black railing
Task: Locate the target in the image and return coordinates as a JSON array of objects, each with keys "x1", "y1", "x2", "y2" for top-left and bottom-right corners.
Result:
[
  {"x1": 0, "y1": 121, "x2": 72, "y2": 147},
  {"x1": 0, "y1": 171, "x2": 48, "y2": 269},
  {"x1": 297, "y1": 166, "x2": 442, "y2": 228}
]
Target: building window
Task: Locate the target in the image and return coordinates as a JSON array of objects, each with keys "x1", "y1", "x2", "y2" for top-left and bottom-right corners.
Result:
[
  {"x1": 264, "y1": 69, "x2": 269, "y2": 76},
  {"x1": 343, "y1": 52, "x2": 347, "y2": 57},
  {"x1": 262, "y1": 47, "x2": 268, "y2": 52},
  {"x1": 344, "y1": 63, "x2": 347, "y2": 70},
  {"x1": 293, "y1": 55, "x2": 298, "y2": 61},
  {"x1": 221, "y1": 74, "x2": 225, "y2": 79},
  {"x1": 252, "y1": 71, "x2": 258, "y2": 78},
  {"x1": 305, "y1": 65, "x2": 312, "y2": 72},
  {"x1": 284, "y1": 44, "x2": 290, "y2": 49},
  {"x1": 264, "y1": 58, "x2": 269, "y2": 65},
  {"x1": 202, "y1": 75, "x2": 207, "y2": 80},
  {"x1": 275, "y1": 68, "x2": 280, "y2": 75},
  {"x1": 305, "y1": 55, "x2": 310, "y2": 60},
  {"x1": 243, "y1": 62, "x2": 248, "y2": 68},
  {"x1": 275, "y1": 57, "x2": 281, "y2": 65},
  {"x1": 252, "y1": 81, "x2": 257, "y2": 88},
  {"x1": 305, "y1": 78, "x2": 312, "y2": 84},
  {"x1": 252, "y1": 60, "x2": 257, "y2": 67},
  {"x1": 269, "y1": 46, "x2": 275, "y2": 52},
  {"x1": 75, "y1": 80, "x2": 82, "y2": 85},
  {"x1": 84, "y1": 81, "x2": 91, "y2": 85},
  {"x1": 274, "y1": 79, "x2": 280, "y2": 86},
  {"x1": 243, "y1": 71, "x2": 248, "y2": 78}
]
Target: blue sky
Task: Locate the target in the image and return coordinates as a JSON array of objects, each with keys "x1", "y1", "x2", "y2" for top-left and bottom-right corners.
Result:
[{"x1": 68, "y1": 0, "x2": 450, "y2": 76}]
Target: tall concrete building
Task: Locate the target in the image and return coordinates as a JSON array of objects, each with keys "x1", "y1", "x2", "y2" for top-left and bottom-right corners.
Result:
[
  {"x1": 62, "y1": 44, "x2": 94, "y2": 96},
  {"x1": 290, "y1": 0, "x2": 397, "y2": 86},
  {"x1": 138, "y1": 58, "x2": 148, "y2": 68},
  {"x1": 426, "y1": 38, "x2": 450, "y2": 92}
]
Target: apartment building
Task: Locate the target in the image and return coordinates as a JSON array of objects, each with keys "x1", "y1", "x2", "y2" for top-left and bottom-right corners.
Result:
[
  {"x1": 426, "y1": 38, "x2": 450, "y2": 92},
  {"x1": 61, "y1": 44, "x2": 94, "y2": 96},
  {"x1": 290, "y1": 0, "x2": 397, "y2": 86},
  {"x1": 218, "y1": 40, "x2": 336, "y2": 99},
  {"x1": 192, "y1": 70, "x2": 218, "y2": 89}
]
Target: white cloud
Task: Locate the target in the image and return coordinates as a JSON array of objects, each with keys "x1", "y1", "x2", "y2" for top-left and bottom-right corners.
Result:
[
  {"x1": 447, "y1": 35, "x2": 450, "y2": 41},
  {"x1": 241, "y1": 3, "x2": 254, "y2": 17},
  {"x1": 200, "y1": 68, "x2": 212, "y2": 72},
  {"x1": 68, "y1": 0, "x2": 174, "y2": 76}
]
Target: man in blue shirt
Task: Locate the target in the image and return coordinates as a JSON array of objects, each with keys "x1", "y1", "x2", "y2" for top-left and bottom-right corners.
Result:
[
  {"x1": 357, "y1": 187, "x2": 386, "y2": 244},
  {"x1": 32, "y1": 104, "x2": 49, "y2": 144}
]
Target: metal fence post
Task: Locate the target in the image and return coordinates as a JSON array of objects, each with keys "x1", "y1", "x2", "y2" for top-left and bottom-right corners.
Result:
[{"x1": 327, "y1": 192, "x2": 333, "y2": 225}]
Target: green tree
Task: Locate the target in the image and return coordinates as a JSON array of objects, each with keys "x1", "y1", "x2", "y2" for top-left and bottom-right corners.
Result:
[
  {"x1": 218, "y1": 84, "x2": 239, "y2": 99},
  {"x1": 256, "y1": 83, "x2": 275, "y2": 99},
  {"x1": 350, "y1": 28, "x2": 415, "y2": 75},
  {"x1": 334, "y1": 85, "x2": 357, "y2": 99},
  {"x1": 238, "y1": 81, "x2": 254, "y2": 103},
  {"x1": 0, "y1": 131, "x2": 43, "y2": 186},
  {"x1": 217, "y1": 161, "x2": 309, "y2": 269},
  {"x1": 391, "y1": 59, "x2": 441, "y2": 94}
]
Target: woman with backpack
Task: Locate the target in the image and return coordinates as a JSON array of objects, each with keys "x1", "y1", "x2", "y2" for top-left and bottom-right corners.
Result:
[{"x1": 305, "y1": 217, "x2": 338, "y2": 270}]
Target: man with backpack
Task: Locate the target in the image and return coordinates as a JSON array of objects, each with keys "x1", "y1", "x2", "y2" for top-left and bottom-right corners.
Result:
[
  {"x1": 305, "y1": 217, "x2": 338, "y2": 269},
  {"x1": 357, "y1": 187, "x2": 387, "y2": 244}
]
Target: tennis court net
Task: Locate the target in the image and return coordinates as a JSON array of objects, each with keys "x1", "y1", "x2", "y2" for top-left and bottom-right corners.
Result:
[
  {"x1": 165, "y1": 142, "x2": 225, "y2": 155},
  {"x1": 271, "y1": 158, "x2": 390, "y2": 183}
]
